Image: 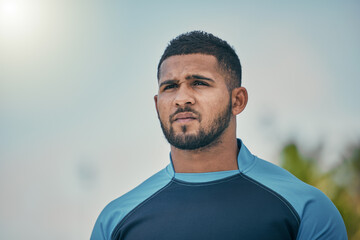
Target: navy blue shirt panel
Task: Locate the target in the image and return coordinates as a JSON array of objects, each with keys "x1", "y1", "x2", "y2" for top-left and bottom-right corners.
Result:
[
  {"x1": 91, "y1": 140, "x2": 347, "y2": 240},
  {"x1": 111, "y1": 174, "x2": 299, "y2": 240}
]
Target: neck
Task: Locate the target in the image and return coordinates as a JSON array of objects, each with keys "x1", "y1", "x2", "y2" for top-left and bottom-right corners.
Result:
[{"x1": 170, "y1": 125, "x2": 239, "y2": 173}]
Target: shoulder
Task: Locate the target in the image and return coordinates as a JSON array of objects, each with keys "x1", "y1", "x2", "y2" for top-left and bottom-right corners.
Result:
[
  {"x1": 90, "y1": 167, "x2": 173, "y2": 240},
  {"x1": 245, "y1": 157, "x2": 332, "y2": 215},
  {"x1": 245, "y1": 157, "x2": 347, "y2": 239}
]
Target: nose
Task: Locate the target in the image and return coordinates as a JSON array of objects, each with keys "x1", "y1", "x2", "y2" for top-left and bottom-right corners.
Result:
[{"x1": 174, "y1": 85, "x2": 195, "y2": 107}]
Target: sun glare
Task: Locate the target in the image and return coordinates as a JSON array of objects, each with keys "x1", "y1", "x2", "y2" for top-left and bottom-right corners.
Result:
[
  {"x1": 2, "y1": 1, "x2": 21, "y2": 17},
  {"x1": 0, "y1": 0, "x2": 41, "y2": 38}
]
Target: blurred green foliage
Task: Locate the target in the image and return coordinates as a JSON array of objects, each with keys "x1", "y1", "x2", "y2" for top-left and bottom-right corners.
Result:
[{"x1": 280, "y1": 142, "x2": 360, "y2": 239}]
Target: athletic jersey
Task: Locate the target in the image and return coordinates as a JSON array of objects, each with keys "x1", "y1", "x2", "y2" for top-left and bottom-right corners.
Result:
[{"x1": 91, "y1": 139, "x2": 347, "y2": 240}]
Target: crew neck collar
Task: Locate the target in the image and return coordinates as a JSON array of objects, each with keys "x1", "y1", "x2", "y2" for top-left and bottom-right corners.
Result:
[{"x1": 165, "y1": 139, "x2": 256, "y2": 183}]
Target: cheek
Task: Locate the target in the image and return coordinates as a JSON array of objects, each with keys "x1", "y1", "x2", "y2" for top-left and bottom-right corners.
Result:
[
  {"x1": 157, "y1": 101, "x2": 171, "y2": 122},
  {"x1": 199, "y1": 95, "x2": 229, "y2": 121}
]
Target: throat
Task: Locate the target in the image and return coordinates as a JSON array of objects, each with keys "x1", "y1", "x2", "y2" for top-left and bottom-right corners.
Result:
[{"x1": 170, "y1": 138, "x2": 239, "y2": 173}]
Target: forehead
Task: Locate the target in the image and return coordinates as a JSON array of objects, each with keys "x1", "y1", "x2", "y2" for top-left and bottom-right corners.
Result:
[{"x1": 158, "y1": 54, "x2": 223, "y2": 82}]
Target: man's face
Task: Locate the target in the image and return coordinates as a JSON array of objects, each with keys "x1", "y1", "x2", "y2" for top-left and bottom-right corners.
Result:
[{"x1": 155, "y1": 54, "x2": 233, "y2": 150}]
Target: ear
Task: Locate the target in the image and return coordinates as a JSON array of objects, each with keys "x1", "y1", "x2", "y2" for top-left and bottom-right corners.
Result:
[
  {"x1": 231, "y1": 87, "x2": 248, "y2": 115},
  {"x1": 154, "y1": 95, "x2": 159, "y2": 115}
]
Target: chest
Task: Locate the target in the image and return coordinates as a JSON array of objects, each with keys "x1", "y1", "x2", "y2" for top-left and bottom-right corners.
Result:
[{"x1": 111, "y1": 175, "x2": 299, "y2": 240}]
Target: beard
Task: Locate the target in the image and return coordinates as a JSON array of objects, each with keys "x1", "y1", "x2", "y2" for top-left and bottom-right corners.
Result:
[{"x1": 158, "y1": 98, "x2": 232, "y2": 150}]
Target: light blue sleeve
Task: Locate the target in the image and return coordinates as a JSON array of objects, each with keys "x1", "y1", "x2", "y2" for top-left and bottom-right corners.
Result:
[
  {"x1": 296, "y1": 187, "x2": 347, "y2": 240},
  {"x1": 90, "y1": 167, "x2": 173, "y2": 240},
  {"x1": 244, "y1": 156, "x2": 347, "y2": 240},
  {"x1": 91, "y1": 216, "x2": 107, "y2": 240}
]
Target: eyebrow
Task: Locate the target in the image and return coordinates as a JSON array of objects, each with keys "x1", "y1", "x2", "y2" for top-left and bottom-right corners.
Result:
[
  {"x1": 159, "y1": 74, "x2": 215, "y2": 88},
  {"x1": 159, "y1": 79, "x2": 178, "y2": 88},
  {"x1": 186, "y1": 74, "x2": 215, "y2": 82}
]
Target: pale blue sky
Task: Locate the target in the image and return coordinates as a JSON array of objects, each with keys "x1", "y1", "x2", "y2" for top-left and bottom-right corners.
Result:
[{"x1": 0, "y1": 1, "x2": 359, "y2": 239}]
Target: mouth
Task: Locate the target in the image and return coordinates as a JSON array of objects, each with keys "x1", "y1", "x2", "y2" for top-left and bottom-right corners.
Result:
[{"x1": 172, "y1": 112, "x2": 197, "y2": 123}]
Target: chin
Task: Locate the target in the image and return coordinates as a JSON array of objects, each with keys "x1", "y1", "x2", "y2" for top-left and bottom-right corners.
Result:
[{"x1": 174, "y1": 131, "x2": 197, "y2": 138}]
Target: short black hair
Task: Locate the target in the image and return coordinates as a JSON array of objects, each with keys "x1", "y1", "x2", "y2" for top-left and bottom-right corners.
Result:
[{"x1": 157, "y1": 31, "x2": 242, "y2": 90}]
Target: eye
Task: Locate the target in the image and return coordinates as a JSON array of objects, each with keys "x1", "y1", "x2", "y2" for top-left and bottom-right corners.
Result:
[
  {"x1": 193, "y1": 81, "x2": 208, "y2": 86},
  {"x1": 163, "y1": 84, "x2": 177, "y2": 91}
]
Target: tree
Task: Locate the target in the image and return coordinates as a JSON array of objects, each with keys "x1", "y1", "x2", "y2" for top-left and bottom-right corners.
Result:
[{"x1": 280, "y1": 142, "x2": 360, "y2": 239}]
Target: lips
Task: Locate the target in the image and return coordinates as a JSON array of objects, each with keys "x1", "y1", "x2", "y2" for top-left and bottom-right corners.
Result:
[{"x1": 172, "y1": 112, "x2": 197, "y2": 123}]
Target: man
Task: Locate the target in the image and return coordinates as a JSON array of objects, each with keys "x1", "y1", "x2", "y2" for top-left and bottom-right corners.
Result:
[{"x1": 91, "y1": 31, "x2": 347, "y2": 240}]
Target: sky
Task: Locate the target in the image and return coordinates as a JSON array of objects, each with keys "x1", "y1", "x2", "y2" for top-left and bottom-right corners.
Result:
[{"x1": 0, "y1": 0, "x2": 359, "y2": 239}]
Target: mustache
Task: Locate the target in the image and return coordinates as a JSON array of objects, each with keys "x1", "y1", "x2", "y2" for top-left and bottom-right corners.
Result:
[{"x1": 169, "y1": 106, "x2": 201, "y2": 123}]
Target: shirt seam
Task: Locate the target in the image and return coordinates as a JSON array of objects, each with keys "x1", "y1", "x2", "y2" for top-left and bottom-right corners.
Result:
[
  {"x1": 240, "y1": 154, "x2": 258, "y2": 174},
  {"x1": 240, "y1": 173, "x2": 301, "y2": 226},
  {"x1": 110, "y1": 178, "x2": 174, "y2": 239}
]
